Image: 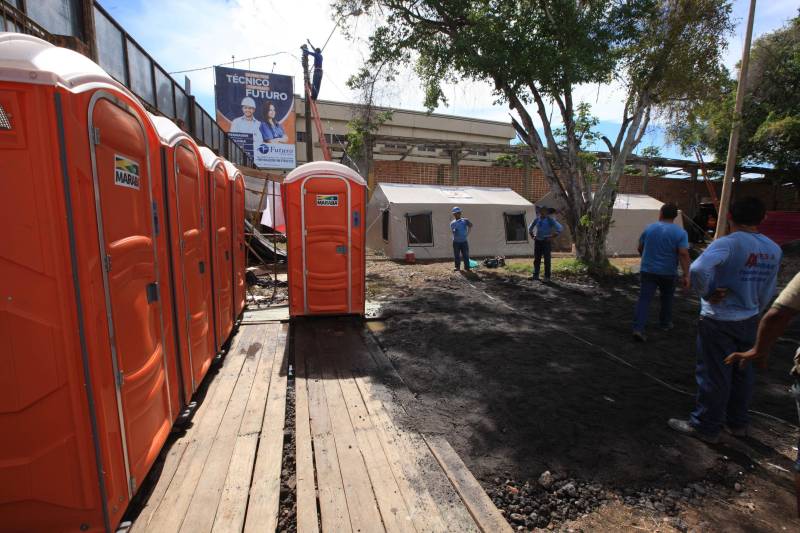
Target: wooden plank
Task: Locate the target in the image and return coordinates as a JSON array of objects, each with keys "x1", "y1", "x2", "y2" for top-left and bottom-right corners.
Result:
[
  {"x1": 301, "y1": 325, "x2": 352, "y2": 532},
  {"x1": 133, "y1": 327, "x2": 256, "y2": 533},
  {"x1": 243, "y1": 323, "x2": 290, "y2": 533},
  {"x1": 179, "y1": 324, "x2": 275, "y2": 532},
  {"x1": 425, "y1": 436, "x2": 513, "y2": 533},
  {"x1": 321, "y1": 365, "x2": 385, "y2": 532},
  {"x1": 294, "y1": 337, "x2": 320, "y2": 533},
  {"x1": 212, "y1": 324, "x2": 281, "y2": 533},
  {"x1": 342, "y1": 327, "x2": 479, "y2": 533},
  {"x1": 337, "y1": 372, "x2": 416, "y2": 533},
  {"x1": 142, "y1": 326, "x2": 259, "y2": 532}
]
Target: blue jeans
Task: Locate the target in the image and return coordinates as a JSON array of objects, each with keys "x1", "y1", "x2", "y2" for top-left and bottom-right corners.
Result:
[
  {"x1": 633, "y1": 272, "x2": 676, "y2": 333},
  {"x1": 533, "y1": 239, "x2": 552, "y2": 279},
  {"x1": 453, "y1": 241, "x2": 470, "y2": 270},
  {"x1": 690, "y1": 315, "x2": 759, "y2": 437}
]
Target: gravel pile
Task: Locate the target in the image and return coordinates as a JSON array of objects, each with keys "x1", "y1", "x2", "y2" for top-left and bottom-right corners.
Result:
[
  {"x1": 489, "y1": 471, "x2": 713, "y2": 531},
  {"x1": 487, "y1": 471, "x2": 609, "y2": 530}
]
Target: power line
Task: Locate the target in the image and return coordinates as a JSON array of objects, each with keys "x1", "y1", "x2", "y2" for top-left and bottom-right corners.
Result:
[{"x1": 168, "y1": 51, "x2": 297, "y2": 75}]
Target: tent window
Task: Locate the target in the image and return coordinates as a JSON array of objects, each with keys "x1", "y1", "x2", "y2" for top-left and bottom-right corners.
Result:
[
  {"x1": 504, "y1": 213, "x2": 528, "y2": 242},
  {"x1": 381, "y1": 210, "x2": 389, "y2": 242},
  {"x1": 406, "y1": 213, "x2": 433, "y2": 246}
]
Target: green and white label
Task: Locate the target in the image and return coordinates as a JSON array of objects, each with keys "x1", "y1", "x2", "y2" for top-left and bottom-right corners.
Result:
[
  {"x1": 114, "y1": 155, "x2": 141, "y2": 190},
  {"x1": 316, "y1": 194, "x2": 339, "y2": 207}
]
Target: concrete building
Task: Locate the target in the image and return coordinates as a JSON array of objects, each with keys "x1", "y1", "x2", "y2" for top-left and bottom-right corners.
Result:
[{"x1": 294, "y1": 97, "x2": 515, "y2": 166}]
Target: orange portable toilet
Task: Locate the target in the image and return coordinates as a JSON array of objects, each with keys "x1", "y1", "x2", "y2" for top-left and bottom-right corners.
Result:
[
  {"x1": 151, "y1": 115, "x2": 216, "y2": 402},
  {"x1": 199, "y1": 147, "x2": 234, "y2": 351},
  {"x1": 283, "y1": 161, "x2": 367, "y2": 317},
  {"x1": 0, "y1": 34, "x2": 174, "y2": 531},
  {"x1": 224, "y1": 160, "x2": 247, "y2": 322}
]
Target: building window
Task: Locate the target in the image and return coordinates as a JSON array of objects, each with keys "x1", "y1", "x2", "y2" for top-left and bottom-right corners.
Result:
[
  {"x1": 384, "y1": 143, "x2": 408, "y2": 150},
  {"x1": 417, "y1": 144, "x2": 437, "y2": 152},
  {"x1": 468, "y1": 149, "x2": 488, "y2": 157},
  {"x1": 504, "y1": 213, "x2": 528, "y2": 243},
  {"x1": 382, "y1": 210, "x2": 390, "y2": 242},
  {"x1": 406, "y1": 213, "x2": 433, "y2": 246},
  {"x1": 324, "y1": 133, "x2": 347, "y2": 145},
  {"x1": 296, "y1": 131, "x2": 306, "y2": 142}
]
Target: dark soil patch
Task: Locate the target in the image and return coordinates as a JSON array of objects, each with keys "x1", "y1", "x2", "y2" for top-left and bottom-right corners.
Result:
[
  {"x1": 276, "y1": 352, "x2": 297, "y2": 532},
  {"x1": 366, "y1": 253, "x2": 800, "y2": 532}
]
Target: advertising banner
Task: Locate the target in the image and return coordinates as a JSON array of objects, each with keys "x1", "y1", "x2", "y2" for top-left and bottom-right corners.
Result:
[{"x1": 214, "y1": 66, "x2": 296, "y2": 170}]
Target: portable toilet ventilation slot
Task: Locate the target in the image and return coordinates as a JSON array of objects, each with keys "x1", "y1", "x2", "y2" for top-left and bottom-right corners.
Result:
[{"x1": 0, "y1": 104, "x2": 11, "y2": 129}]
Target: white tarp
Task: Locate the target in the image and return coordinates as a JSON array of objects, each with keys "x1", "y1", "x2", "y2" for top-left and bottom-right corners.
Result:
[
  {"x1": 366, "y1": 183, "x2": 536, "y2": 260},
  {"x1": 536, "y1": 192, "x2": 684, "y2": 256}
]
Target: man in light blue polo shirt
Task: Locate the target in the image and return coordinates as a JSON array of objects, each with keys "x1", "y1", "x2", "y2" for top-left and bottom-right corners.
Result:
[
  {"x1": 632, "y1": 203, "x2": 690, "y2": 341},
  {"x1": 528, "y1": 207, "x2": 563, "y2": 281},
  {"x1": 450, "y1": 207, "x2": 473, "y2": 271},
  {"x1": 669, "y1": 197, "x2": 781, "y2": 444}
]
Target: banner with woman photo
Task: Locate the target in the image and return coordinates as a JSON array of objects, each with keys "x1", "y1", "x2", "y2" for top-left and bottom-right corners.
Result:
[{"x1": 214, "y1": 66, "x2": 296, "y2": 170}]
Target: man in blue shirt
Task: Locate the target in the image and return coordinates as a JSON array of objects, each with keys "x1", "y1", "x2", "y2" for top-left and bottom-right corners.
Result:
[
  {"x1": 669, "y1": 197, "x2": 782, "y2": 444},
  {"x1": 450, "y1": 207, "x2": 473, "y2": 271},
  {"x1": 528, "y1": 207, "x2": 563, "y2": 281},
  {"x1": 632, "y1": 203, "x2": 690, "y2": 341}
]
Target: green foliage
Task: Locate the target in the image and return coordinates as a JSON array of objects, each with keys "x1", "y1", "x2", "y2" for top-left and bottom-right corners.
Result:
[
  {"x1": 493, "y1": 153, "x2": 529, "y2": 168},
  {"x1": 334, "y1": 0, "x2": 732, "y2": 270},
  {"x1": 345, "y1": 110, "x2": 393, "y2": 159},
  {"x1": 667, "y1": 13, "x2": 800, "y2": 174}
]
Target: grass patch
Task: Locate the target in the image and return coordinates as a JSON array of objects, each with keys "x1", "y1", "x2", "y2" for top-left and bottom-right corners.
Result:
[{"x1": 503, "y1": 258, "x2": 633, "y2": 278}]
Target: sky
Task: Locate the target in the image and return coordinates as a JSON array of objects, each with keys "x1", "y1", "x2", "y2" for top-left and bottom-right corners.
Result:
[{"x1": 98, "y1": 0, "x2": 798, "y2": 160}]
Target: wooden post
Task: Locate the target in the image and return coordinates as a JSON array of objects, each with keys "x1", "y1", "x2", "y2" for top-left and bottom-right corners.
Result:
[
  {"x1": 301, "y1": 47, "x2": 313, "y2": 163},
  {"x1": 450, "y1": 149, "x2": 460, "y2": 185},
  {"x1": 80, "y1": 0, "x2": 97, "y2": 61},
  {"x1": 715, "y1": 0, "x2": 757, "y2": 239},
  {"x1": 689, "y1": 167, "x2": 698, "y2": 218}
]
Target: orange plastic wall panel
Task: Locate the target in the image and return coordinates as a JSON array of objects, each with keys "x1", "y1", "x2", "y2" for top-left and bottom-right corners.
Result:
[
  {"x1": 170, "y1": 142, "x2": 215, "y2": 395},
  {"x1": 0, "y1": 83, "x2": 127, "y2": 531},
  {"x1": 210, "y1": 165, "x2": 233, "y2": 348},
  {"x1": 233, "y1": 175, "x2": 246, "y2": 318},
  {"x1": 285, "y1": 175, "x2": 366, "y2": 316},
  {"x1": 89, "y1": 96, "x2": 173, "y2": 495}
]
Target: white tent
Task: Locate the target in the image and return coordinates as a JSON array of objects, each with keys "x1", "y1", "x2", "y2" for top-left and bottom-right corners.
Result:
[
  {"x1": 366, "y1": 183, "x2": 536, "y2": 260},
  {"x1": 536, "y1": 192, "x2": 684, "y2": 256}
]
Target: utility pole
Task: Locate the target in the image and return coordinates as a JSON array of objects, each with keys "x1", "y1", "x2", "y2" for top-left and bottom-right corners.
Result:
[
  {"x1": 301, "y1": 46, "x2": 314, "y2": 163},
  {"x1": 715, "y1": 0, "x2": 757, "y2": 239}
]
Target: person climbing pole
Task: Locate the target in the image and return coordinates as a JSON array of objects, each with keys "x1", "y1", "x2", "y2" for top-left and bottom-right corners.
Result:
[{"x1": 302, "y1": 44, "x2": 323, "y2": 100}]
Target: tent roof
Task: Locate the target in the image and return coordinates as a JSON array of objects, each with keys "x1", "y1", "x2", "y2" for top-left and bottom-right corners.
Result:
[
  {"x1": 377, "y1": 183, "x2": 532, "y2": 207},
  {"x1": 538, "y1": 191, "x2": 666, "y2": 211},
  {"x1": 612, "y1": 194, "x2": 665, "y2": 210}
]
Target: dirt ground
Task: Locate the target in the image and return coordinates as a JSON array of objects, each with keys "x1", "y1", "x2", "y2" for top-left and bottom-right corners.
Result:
[{"x1": 365, "y1": 251, "x2": 800, "y2": 532}]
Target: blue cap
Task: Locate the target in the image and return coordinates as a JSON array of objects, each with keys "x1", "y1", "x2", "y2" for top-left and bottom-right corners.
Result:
[{"x1": 452, "y1": 206, "x2": 461, "y2": 213}]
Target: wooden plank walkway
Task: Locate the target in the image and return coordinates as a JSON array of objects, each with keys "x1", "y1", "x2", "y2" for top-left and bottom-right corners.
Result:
[
  {"x1": 294, "y1": 318, "x2": 512, "y2": 533},
  {"x1": 129, "y1": 322, "x2": 289, "y2": 533},
  {"x1": 128, "y1": 318, "x2": 510, "y2": 533}
]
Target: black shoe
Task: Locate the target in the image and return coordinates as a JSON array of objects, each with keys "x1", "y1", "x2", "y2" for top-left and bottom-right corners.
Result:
[{"x1": 632, "y1": 331, "x2": 647, "y2": 342}]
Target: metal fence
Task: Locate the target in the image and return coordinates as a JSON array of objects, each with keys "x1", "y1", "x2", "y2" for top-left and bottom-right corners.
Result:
[{"x1": 1, "y1": 0, "x2": 253, "y2": 167}]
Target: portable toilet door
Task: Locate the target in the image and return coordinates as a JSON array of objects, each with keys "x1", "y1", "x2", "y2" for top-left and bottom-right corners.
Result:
[
  {"x1": 152, "y1": 115, "x2": 216, "y2": 402},
  {"x1": 199, "y1": 147, "x2": 234, "y2": 350},
  {"x1": 224, "y1": 160, "x2": 247, "y2": 321},
  {"x1": 283, "y1": 161, "x2": 367, "y2": 316},
  {"x1": 0, "y1": 34, "x2": 173, "y2": 531}
]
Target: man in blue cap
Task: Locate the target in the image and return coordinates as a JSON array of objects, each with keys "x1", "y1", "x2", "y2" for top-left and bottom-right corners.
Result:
[
  {"x1": 450, "y1": 206, "x2": 473, "y2": 271},
  {"x1": 528, "y1": 206, "x2": 562, "y2": 281}
]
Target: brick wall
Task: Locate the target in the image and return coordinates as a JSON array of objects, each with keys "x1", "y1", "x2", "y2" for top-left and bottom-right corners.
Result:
[{"x1": 372, "y1": 160, "x2": 799, "y2": 212}]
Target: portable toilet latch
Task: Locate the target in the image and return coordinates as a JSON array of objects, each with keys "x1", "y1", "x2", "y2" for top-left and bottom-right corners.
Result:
[
  {"x1": 115, "y1": 370, "x2": 124, "y2": 388},
  {"x1": 90, "y1": 127, "x2": 100, "y2": 145},
  {"x1": 103, "y1": 254, "x2": 112, "y2": 272}
]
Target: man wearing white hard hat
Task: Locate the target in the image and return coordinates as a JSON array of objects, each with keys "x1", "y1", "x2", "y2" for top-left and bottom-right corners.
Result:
[
  {"x1": 230, "y1": 96, "x2": 263, "y2": 154},
  {"x1": 450, "y1": 206, "x2": 473, "y2": 271}
]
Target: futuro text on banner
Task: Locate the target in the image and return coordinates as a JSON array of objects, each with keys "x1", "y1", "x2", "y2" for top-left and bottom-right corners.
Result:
[{"x1": 214, "y1": 66, "x2": 296, "y2": 170}]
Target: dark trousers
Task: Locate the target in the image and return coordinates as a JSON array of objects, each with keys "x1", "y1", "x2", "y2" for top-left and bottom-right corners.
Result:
[
  {"x1": 533, "y1": 239, "x2": 552, "y2": 279},
  {"x1": 633, "y1": 272, "x2": 677, "y2": 333},
  {"x1": 453, "y1": 241, "x2": 470, "y2": 270},
  {"x1": 690, "y1": 315, "x2": 759, "y2": 437}
]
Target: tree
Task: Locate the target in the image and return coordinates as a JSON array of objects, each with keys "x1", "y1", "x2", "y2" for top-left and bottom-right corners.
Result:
[
  {"x1": 333, "y1": 0, "x2": 732, "y2": 272},
  {"x1": 668, "y1": 12, "x2": 800, "y2": 178},
  {"x1": 343, "y1": 64, "x2": 395, "y2": 176}
]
